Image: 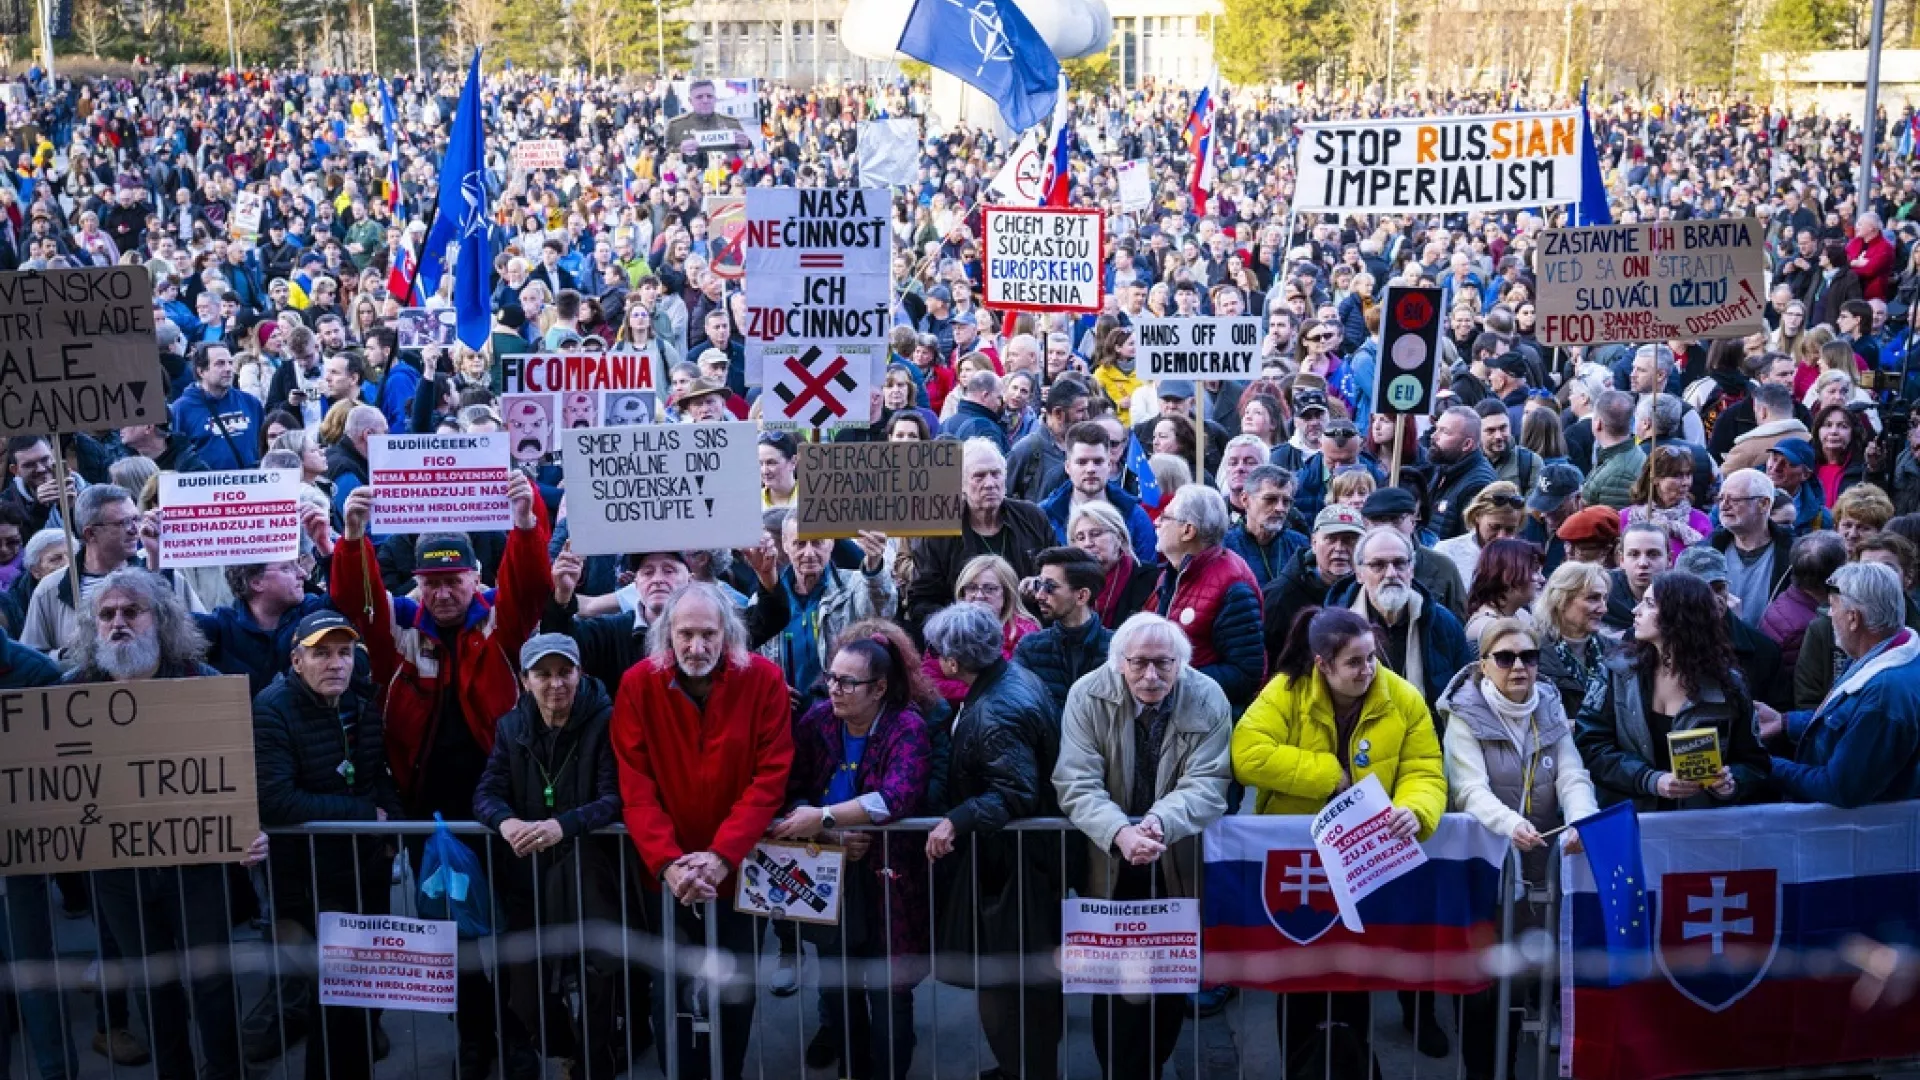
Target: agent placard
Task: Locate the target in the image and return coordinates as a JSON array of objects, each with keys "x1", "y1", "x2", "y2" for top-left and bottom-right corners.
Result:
[
  {"x1": 0, "y1": 267, "x2": 164, "y2": 438},
  {"x1": 795, "y1": 441, "x2": 964, "y2": 539}
]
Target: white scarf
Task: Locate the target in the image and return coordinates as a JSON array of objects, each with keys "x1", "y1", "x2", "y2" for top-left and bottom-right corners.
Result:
[{"x1": 1479, "y1": 676, "x2": 1539, "y2": 753}]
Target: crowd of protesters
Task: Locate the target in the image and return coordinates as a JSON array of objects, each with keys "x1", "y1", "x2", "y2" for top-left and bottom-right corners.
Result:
[{"x1": 1, "y1": 57, "x2": 1920, "y2": 1080}]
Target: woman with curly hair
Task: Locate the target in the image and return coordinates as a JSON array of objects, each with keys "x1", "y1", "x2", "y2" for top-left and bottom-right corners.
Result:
[
  {"x1": 1620, "y1": 445, "x2": 1710, "y2": 560},
  {"x1": 1463, "y1": 538, "x2": 1547, "y2": 649},
  {"x1": 1574, "y1": 572, "x2": 1772, "y2": 810},
  {"x1": 1810, "y1": 403, "x2": 1870, "y2": 507}
]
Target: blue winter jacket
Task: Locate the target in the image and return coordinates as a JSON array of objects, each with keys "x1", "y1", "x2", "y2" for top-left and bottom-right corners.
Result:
[
  {"x1": 1774, "y1": 629, "x2": 1920, "y2": 808},
  {"x1": 170, "y1": 384, "x2": 265, "y2": 470},
  {"x1": 1038, "y1": 481, "x2": 1159, "y2": 566}
]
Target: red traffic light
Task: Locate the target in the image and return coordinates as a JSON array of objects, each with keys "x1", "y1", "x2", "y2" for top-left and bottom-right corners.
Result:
[{"x1": 1395, "y1": 292, "x2": 1434, "y2": 328}]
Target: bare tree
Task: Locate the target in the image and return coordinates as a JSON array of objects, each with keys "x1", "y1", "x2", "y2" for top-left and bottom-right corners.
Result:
[
  {"x1": 449, "y1": 0, "x2": 499, "y2": 55},
  {"x1": 73, "y1": 0, "x2": 118, "y2": 56}
]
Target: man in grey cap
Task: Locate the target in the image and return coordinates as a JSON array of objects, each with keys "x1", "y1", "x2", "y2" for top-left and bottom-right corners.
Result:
[
  {"x1": 1675, "y1": 545, "x2": 1788, "y2": 708},
  {"x1": 917, "y1": 283, "x2": 956, "y2": 358},
  {"x1": 1522, "y1": 463, "x2": 1587, "y2": 574}
]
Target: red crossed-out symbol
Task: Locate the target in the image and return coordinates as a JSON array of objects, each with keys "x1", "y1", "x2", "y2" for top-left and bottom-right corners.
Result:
[{"x1": 781, "y1": 348, "x2": 850, "y2": 419}]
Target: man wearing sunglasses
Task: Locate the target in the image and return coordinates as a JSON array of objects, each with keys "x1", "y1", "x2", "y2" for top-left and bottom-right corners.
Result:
[{"x1": 1012, "y1": 547, "x2": 1113, "y2": 713}]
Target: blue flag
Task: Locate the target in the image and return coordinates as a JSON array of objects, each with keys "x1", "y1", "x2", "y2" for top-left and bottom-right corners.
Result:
[
  {"x1": 380, "y1": 78, "x2": 403, "y2": 220},
  {"x1": 896, "y1": 0, "x2": 1060, "y2": 133},
  {"x1": 1569, "y1": 801, "x2": 1650, "y2": 986},
  {"x1": 418, "y1": 51, "x2": 492, "y2": 349},
  {"x1": 1126, "y1": 432, "x2": 1162, "y2": 511},
  {"x1": 1568, "y1": 82, "x2": 1613, "y2": 227}
]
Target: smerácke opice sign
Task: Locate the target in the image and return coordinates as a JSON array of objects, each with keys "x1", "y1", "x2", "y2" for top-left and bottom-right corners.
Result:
[
  {"x1": 0, "y1": 266, "x2": 163, "y2": 438},
  {"x1": 1292, "y1": 110, "x2": 1584, "y2": 213},
  {"x1": 1534, "y1": 218, "x2": 1766, "y2": 346}
]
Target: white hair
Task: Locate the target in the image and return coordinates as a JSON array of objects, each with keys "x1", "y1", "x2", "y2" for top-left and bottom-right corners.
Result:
[
  {"x1": 645, "y1": 582, "x2": 750, "y2": 669},
  {"x1": 1108, "y1": 612, "x2": 1193, "y2": 673},
  {"x1": 1721, "y1": 468, "x2": 1773, "y2": 501},
  {"x1": 1356, "y1": 525, "x2": 1416, "y2": 563},
  {"x1": 1830, "y1": 561, "x2": 1905, "y2": 634},
  {"x1": 1164, "y1": 484, "x2": 1229, "y2": 547},
  {"x1": 962, "y1": 437, "x2": 1006, "y2": 474},
  {"x1": 345, "y1": 404, "x2": 388, "y2": 441}
]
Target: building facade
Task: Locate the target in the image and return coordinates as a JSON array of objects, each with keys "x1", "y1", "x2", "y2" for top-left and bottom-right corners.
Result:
[
  {"x1": 1105, "y1": 0, "x2": 1220, "y2": 90},
  {"x1": 684, "y1": 0, "x2": 896, "y2": 84}
]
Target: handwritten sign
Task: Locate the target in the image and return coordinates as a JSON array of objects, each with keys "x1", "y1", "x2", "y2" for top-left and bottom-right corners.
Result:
[
  {"x1": 559, "y1": 422, "x2": 761, "y2": 555},
  {"x1": 158, "y1": 469, "x2": 302, "y2": 568},
  {"x1": 1061, "y1": 898, "x2": 1202, "y2": 995},
  {"x1": 0, "y1": 267, "x2": 164, "y2": 438},
  {"x1": 0, "y1": 677, "x2": 258, "y2": 876},
  {"x1": 744, "y1": 188, "x2": 891, "y2": 387},
  {"x1": 734, "y1": 840, "x2": 843, "y2": 926},
  {"x1": 1308, "y1": 774, "x2": 1427, "y2": 933},
  {"x1": 512, "y1": 139, "x2": 567, "y2": 171},
  {"x1": 1135, "y1": 317, "x2": 1262, "y2": 381},
  {"x1": 318, "y1": 913, "x2": 458, "y2": 1014},
  {"x1": 1293, "y1": 111, "x2": 1584, "y2": 213},
  {"x1": 368, "y1": 433, "x2": 513, "y2": 534},
  {"x1": 982, "y1": 206, "x2": 1104, "y2": 313},
  {"x1": 1534, "y1": 218, "x2": 1766, "y2": 346},
  {"x1": 795, "y1": 441, "x2": 964, "y2": 539}
]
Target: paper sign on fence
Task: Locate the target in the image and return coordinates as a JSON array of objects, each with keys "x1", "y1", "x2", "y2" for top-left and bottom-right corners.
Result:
[
  {"x1": 1061, "y1": 898, "x2": 1202, "y2": 995},
  {"x1": 1309, "y1": 773, "x2": 1427, "y2": 933},
  {"x1": 559, "y1": 422, "x2": 762, "y2": 555},
  {"x1": 158, "y1": 469, "x2": 302, "y2": 568},
  {"x1": 368, "y1": 433, "x2": 513, "y2": 534},
  {"x1": 735, "y1": 840, "x2": 843, "y2": 926},
  {"x1": 318, "y1": 913, "x2": 457, "y2": 1013}
]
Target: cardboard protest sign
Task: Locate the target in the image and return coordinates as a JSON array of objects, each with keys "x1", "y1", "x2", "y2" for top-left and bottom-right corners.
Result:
[
  {"x1": 512, "y1": 139, "x2": 568, "y2": 171},
  {"x1": 158, "y1": 469, "x2": 302, "y2": 569},
  {"x1": 0, "y1": 267, "x2": 164, "y2": 439},
  {"x1": 794, "y1": 441, "x2": 964, "y2": 540},
  {"x1": 318, "y1": 913, "x2": 458, "y2": 1013},
  {"x1": 735, "y1": 840, "x2": 843, "y2": 925},
  {"x1": 1061, "y1": 898, "x2": 1202, "y2": 995},
  {"x1": 1116, "y1": 160, "x2": 1153, "y2": 212},
  {"x1": 981, "y1": 206, "x2": 1104, "y2": 313},
  {"x1": 230, "y1": 191, "x2": 265, "y2": 240},
  {"x1": 1309, "y1": 774, "x2": 1427, "y2": 933},
  {"x1": 368, "y1": 433, "x2": 513, "y2": 534},
  {"x1": 500, "y1": 351, "x2": 664, "y2": 397},
  {"x1": 396, "y1": 308, "x2": 458, "y2": 350},
  {"x1": 1534, "y1": 218, "x2": 1766, "y2": 346},
  {"x1": 744, "y1": 187, "x2": 892, "y2": 404},
  {"x1": 1135, "y1": 317, "x2": 1262, "y2": 381},
  {"x1": 559, "y1": 422, "x2": 762, "y2": 555},
  {"x1": 500, "y1": 395, "x2": 557, "y2": 467},
  {"x1": 1293, "y1": 110, "x2": 1584, "y2": 213},
  {"x1": 0, "y1": 676, "x2": 258, "y2": 876}
]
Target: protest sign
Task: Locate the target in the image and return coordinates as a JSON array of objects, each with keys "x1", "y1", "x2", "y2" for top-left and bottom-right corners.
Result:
[
  {"x1": 734, "y1": 840, "x2": 843, "y2": 926},
  {"x1": 1116, "y1": 159, "x2": 1153, "y2": 212},
  {"x1": 396, "y1": 308, "x2": 458, "y2": 350},
  {"x1": 855, "y1": 118, "x2": 920, "y2": 189},
  {"x1": 981, "y1": 206, "x2": 1104, "y2": 313},
  {"x1": 1293, "y1": 110, "x2": 1584, "y2": 213},
  {"x1": 600, "y1": 390, "x2": 657, "y2": 425},
  {"x1": 794, "y1": 441, "x2": 964, "y2": 539},
  {"x1": 230, "y1": 191, "x2": 265, "y2": 240},
  {"x1": 512, "y1": 139, "x2": 567, "y2": 171},
  {"x1": 368, "y1": 433, "x2": 513, "y2": 534},
  {"x1": 557, "y1": 391, "x2": 600, "y2": 429},
  {"x1": 158, "y1": 469, "x2": 302, "y2": 569},
  {"x1": 1534, "y1": 218, "x2": 1766, "y2": 346},
  {"x1": 1135, "y1": 316, "x2": 1261, "y2": 381},
  {"x1": 744, "y1": 187, "x2": 891, "y2": 407},
  {"x1": 667, "y1": 79, "x2": 762, "y2": 152},
  {"x1": 1061, "y1": 898, "x2": 1202, "y2": 995},
  {"x1": 559, "y1": 422, "x2": 761, "y2": 555},
  {"x1": 704, "y1": 195, "x2": 746, "y2": 281},
  {"x1": 1309, "y1": 774, "x2": 1428, "y2": 933},
  {"x1": 1374, "y1": 286, "x2": 1445, "y2": 417},
  {"x1": 986, "y1": 131, "x2": 1045, "y2": 208},
  {"x1": 0, "y1": 267, "x2": 164, "y2": 439},
  {"x1": 0, "y1": 676, "x2": 257, "y2": 876},
  {"x1": 500, "y1": 394, "x2": 556, "y2": 467},
  {"x1": 317, "y1": 913, "x2": 458, "y2": 1014},
  {"x1": 500, "y1": 351, "x2": 664, "y2": 397}
]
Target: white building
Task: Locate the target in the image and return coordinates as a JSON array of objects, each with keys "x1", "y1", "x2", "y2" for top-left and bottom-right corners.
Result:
[
  {"x1": 1105, "y1": 0, "x2": 1220, "y2": 89},
  {"x1": 683, "y1": 0, "x2": 896, "y2": 84}
]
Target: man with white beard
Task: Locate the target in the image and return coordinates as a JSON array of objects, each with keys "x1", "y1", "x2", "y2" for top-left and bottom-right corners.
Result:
[
  {"x1": 63, "y1": 568, "x2": 268, "y2": 1080},
  {"x1": 1326, "y1": 526, "x2": 1474, "y2": 714},
  {"x1": 610, "y1": 582, "x2": 792, "y2": 1080}
]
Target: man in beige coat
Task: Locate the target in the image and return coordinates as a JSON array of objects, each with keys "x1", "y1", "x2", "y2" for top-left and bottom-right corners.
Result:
[{"x1": 1053, "y1": 611, "x2": 1233, "y2": 1080}]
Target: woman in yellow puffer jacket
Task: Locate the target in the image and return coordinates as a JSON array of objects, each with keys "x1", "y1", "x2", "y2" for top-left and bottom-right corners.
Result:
[{"x1": 1230, "y1": 604, "x2": 1449, "y2": 1080}]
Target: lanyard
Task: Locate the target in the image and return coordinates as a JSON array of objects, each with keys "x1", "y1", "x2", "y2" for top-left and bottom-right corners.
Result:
[
  {"x1": 336, "y1": 716, "x2": 356, "y2": 787},
  {"x1": 532, "y1": 735, "x2": 578, "y2": 810}
]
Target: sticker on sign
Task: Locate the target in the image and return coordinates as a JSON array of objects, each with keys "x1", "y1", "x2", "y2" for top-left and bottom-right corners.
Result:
[{"x1": 766, "y1": 345, "x2": 874, "y2": 430}]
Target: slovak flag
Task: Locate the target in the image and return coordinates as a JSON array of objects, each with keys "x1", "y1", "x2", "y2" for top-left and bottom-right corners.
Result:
[
  {"x1": 1561, "y1": 801, "x2": 1920, "y2": 1080},
  {"x1": 1040, "y1": 72, "x2": 1071, "y2": 207},
  {"x1": 387, "y1": 232, "x2": 419, "y2": 306},
  {"x1": 1182, "y1": 75, "x2": 1217, "y2": 217},
  {"x1": 1202, "y1": 814, "x2": 1504, "y2": 992}
]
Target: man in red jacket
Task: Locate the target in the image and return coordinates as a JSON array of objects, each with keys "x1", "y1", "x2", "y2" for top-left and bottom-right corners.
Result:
[
  {"x1": 1849, "y1": 212, "x2": 1896, "y2": 301},
  {"x1": 333, "y1": 472, "x2": 549, "y2": 1080},
  {"x1": 613, "y1": 581, "x2": 793, "y2": 1080}
]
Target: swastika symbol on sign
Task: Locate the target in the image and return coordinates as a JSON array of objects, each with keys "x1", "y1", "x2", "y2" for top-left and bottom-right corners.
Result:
[{"x1": 773, "y1": 346, "x2": 858, "y2": 427}]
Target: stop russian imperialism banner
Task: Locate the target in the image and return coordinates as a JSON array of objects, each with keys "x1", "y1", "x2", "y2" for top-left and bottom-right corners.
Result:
[
  {"x1": 1534, "y1": 218, "x2": 1767, "y2": 347},
  {"x1": 1293, "y1": 110, "x2": 1584, "y2": 213}
]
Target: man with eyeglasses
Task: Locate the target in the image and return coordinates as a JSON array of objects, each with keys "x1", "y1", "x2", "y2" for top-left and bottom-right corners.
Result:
[
  {"x1": 1040, "y1": 421, "x2": 1160, "y2": 566},
  {"x1": 1327, "y1": 526, "x2": 1471, "y2": 711},
  {"x1": 1, "y1": 434, "x2": 80, "y2": 537},
  {"x1": 1013, "y1": 546, "x2": 1114, "y2": 712},
  {"x1": 20, "y1": 484, "x2": 203, "y2": 657},
  {"x1": 1709, "y1": 469, "x2": 1794, "y2": 628},
  {"x1": 1149, "y1": 484, "x2": 1266, "y2": 710},
  {"x1": 1292, "y1": 418, "x2": 1385, "y2": 525},
  {"x1": 1362, "y1": 486, "x2": 1469, "y2": 619},
  {"x1": 1225, "y1": 464, "x2": 1309, "y2": 589}
]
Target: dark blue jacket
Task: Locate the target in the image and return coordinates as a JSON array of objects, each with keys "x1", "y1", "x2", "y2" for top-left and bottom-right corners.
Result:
[
  {"x1": 1039, "y1": 481, "x2": 1159, "y2": 566},
  {"x1": 1011, "y1": 615, "x2": 1113, "y2": 714},
  {"x1": 941, "y1": 398, "x2": 1008, "y2": 453},
  {"x1": 196, "y1": 594, "x2": 336, "y2": 696},
  {"x1": 0, "y1": 626, "x2": 59, "y2": 688},
  {"x1": 1224, "y1": 524, "x2": 1309, "y2": 588},
  {"x1": 169, "y1": 384, "x2": 265, "y2": 470},
  {"x1": 1325, "y1": 577, "x2": 1472, "y2": 710},
  {"x1": 1774, "y1": 629, "x2": 1920, "y2": 808}
]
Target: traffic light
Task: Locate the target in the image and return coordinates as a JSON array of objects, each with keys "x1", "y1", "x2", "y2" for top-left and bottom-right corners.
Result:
[{"x1": 1375, "y1": 285, "x2": 1443, "y2": 417}]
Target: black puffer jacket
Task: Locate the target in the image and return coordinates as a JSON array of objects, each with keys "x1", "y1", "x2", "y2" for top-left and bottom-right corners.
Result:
[
  {"x1": 1011, "y1": 617, "x2": 1114, "y2": 714},
  {"x1": 1429, "y1": 449, "x2": 1497, "y2": 540},
  {"x1": 473, "y1": 675, "x2": 620, "y2": 842},
  {"x1": 945, "y1": 658, "x2": 1062, "y2": 835},
  {"x1": 252, "y1": 668, "x2": 401, "y2": 826},
  {"x1": 1262, "y1": 549, "x2": 1346, "y2": 670}
]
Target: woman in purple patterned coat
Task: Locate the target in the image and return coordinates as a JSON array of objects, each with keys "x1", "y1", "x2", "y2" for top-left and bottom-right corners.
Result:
[{"x1": 771, "y1": 625, "x2": 933, "y2": 1080}]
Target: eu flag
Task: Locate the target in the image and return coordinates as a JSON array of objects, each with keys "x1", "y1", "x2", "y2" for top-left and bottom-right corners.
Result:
[
  {"x1": 418, "y1": 50, "x2": 492, "y2": 349},
  {"x1": 1570, "y1": 801, "x2": 1650, "y2": 986},
  {"x1": 1568, "y1": 82, "x2": 1613, "y2": 227},
  {"x1": 1126, "y1": 431, "x2": 1162, "y2": 510},
  {"x1": 896, "y1": 0, "x2": 1059, "y2": 133}
]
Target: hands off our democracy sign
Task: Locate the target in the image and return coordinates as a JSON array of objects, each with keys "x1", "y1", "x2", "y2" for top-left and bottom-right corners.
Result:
[
  {"x1": 982, "y1": 206, "x2": 1104, "y2": 313},
  {"x1": 1533, "y1": 218, "x2": 1766, "y2": 346},
  {"x1": 1293, "y1": 111, "x2": 1584, "y2": 213}
]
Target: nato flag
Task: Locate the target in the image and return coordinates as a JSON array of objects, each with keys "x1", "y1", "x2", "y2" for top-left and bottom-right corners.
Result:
[
  {"x1": 897, "y1": 0, "x2": 1060, "y2": 133},
  {"x1": 1569, "y1": 82, "x2": 1614, "y2": 227},
  {"x1": 418, "y1": 50, "x2": 492, "y2": 349}
]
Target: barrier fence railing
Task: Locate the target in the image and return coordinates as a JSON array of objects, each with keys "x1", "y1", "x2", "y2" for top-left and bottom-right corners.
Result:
[{"x1": 3, "y1": 817, "x2": 1915, "y2": 1080}]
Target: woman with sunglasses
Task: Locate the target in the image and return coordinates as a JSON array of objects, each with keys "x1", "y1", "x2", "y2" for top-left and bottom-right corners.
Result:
[
  {"x1": 1620, "y1": 445, "x2": 1710, "y2": 561},
  {"x1": 1434, "y1": 481, "x2": 1526, "y2": 594},
  {"x1": 1574, "y1": 572, "x2": 1771, "y2": 810},
  {"x1": 1293, "y1": 319, "x2": 1356, "y2": 416},
  {"x1": 1440, "y1": 617, "x2": 1597, "y2": 1080},
  {"x1": 1463, "y1": 538, "x2": 1548, "y2": 651}
]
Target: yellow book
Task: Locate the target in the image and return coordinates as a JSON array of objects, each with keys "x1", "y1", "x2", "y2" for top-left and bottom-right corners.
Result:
[{"x1": 1667, "y1": 728, "x2": 1723, "y2": 783}]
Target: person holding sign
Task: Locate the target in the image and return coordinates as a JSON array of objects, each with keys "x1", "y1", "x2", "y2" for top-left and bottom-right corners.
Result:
[
  {"x1": 1052, "y1": 612, "x2": 1232, "y2": 1080},
  {"x1": 1232, "y1": 606, "x2": 1446, "y2": 1076},
  {"x1": 0, "y1": 625, "x2": 74, "y2": 1080},
  {"x1": 65, "y1": 568, "x2": 269, "y2": 1080}
]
